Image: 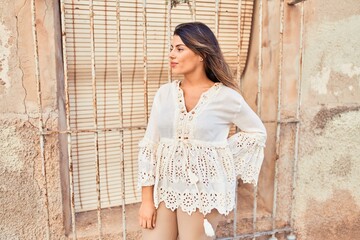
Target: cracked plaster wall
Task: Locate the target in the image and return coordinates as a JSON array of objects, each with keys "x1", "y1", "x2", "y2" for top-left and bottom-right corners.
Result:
[
  {"x1": 293, "y1": 0, "x2": 360, "y2": 239},
  {"x1": 0, "y1": 0, "x2": 65, "y2": 239}
]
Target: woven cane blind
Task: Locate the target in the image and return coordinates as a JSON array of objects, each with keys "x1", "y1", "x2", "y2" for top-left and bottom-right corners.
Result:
[{"x1": 62, "y1": 0, "x2": 254, "y2": 212}]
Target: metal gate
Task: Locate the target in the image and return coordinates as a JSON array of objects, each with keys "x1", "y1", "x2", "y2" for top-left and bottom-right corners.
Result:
[{"x1": 30, "y1": 0, "x2": 305, "y2": 239}]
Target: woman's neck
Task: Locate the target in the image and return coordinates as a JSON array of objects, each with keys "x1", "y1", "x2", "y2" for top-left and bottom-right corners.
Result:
[{"x1": 182, "y1": 71, "x2": 213, "y2": 88}]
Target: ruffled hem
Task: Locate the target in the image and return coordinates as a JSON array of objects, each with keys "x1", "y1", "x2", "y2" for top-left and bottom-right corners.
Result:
[
  {"x1": 228, "y1": 131, "x2": 266, "y2": 186},
  {"x1": 137, "y1": 138, "x2": 158, "y2": 188},
  {"x1": 155, "y1": 186, "x2": 235, "y2": 216}
]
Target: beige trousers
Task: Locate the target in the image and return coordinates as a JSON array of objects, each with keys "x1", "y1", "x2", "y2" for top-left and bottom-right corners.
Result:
[{"x1": 142, "y1": 202, "x2": 223, "y2": 240}]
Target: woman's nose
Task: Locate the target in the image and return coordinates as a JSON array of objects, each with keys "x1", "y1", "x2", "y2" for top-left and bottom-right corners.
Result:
[{"x1": 169, "y1": 49, "x2": 175, "y2": 59}]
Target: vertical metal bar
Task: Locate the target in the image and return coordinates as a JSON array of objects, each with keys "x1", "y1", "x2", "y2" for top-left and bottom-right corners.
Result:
[
  {"x1": 252, "y1": 186, "x2": 258, "y2": 239},
  {"x1": 167, "y1": 0, "x2": 172, "y2": 82},
  {"x1": 60, "y1": 0, "x2": 77, "y2": 238},
  {"x1": 30, "y1": 0, "x2": 51, "y2": 239},
  {"x1": 187, "y1": 0, "x2": 196, "y2": 22},
  {"x1": 233, "y1": 184, "x2": 238, "y2": 238},
  {"x1": 289, "y1": 2, "x2": 305, "y2": 239},
  {"x1": 233, "y1": 0, "x2": 243, "y2": 237},
  {"x1": 257, "y1": 0, "x2": 263, "y2": 116},
  {"x1": 89, "y1": 0, "x2": 102, "y2": 238},
  {"x1": 215, "y1": 0, "x2": 219, "y2": 38},
  {"x1": 192, "y1": 0, "x2": 196, "y2": 21},
  {"x1": 142, "y1": 0, "x2": 149, "y2": 123},
  {"x1": 236, "y1": 0, "x2": 243, "y2": 88},
  {"x1": 70, "y1": 0, "x2": 83, "y2": 210},
  {"x1": 253, "y1": 0, "x2": 263, "y2": 238},
  {"x1": 116, "y1": 1, "x2": 127, "y2": 239},
  {"x1": 103, "y1": 0, "x2": 111, "y2": 206},
  {"x1": 270, "y1": 1, "x2": 285, "y2": 239}
]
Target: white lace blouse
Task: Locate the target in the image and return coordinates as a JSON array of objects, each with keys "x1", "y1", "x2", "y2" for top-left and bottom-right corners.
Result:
[{"x1": 138, "y1": 80, "x2": 267, "y2": 215}]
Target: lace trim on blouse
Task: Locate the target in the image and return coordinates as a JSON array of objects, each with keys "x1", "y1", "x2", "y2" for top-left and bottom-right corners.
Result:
[
  {"x1": 138, "y1": 138, "x2": 157, "y2": 188},
  {"x1": 156, "y1": 186, "x2": 236, "y2": 215},
  {"x1": 228, "y1": 131, "x2": 266, "y2": 186}
]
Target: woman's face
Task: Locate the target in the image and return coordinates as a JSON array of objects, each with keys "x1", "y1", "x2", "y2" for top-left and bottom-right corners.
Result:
[{"x1": 169, "y1": 35, "x2": 203, "y2": 75}]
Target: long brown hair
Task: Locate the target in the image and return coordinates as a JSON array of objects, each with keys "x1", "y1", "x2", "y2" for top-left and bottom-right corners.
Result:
[{"x1": 174, "y1": 22, "x2": 240, "y2": 92}]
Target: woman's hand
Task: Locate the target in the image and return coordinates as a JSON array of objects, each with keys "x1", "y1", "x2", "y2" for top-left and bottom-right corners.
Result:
[{"x1": 138, "y1": 201, "x2": 157, "y2": 229}]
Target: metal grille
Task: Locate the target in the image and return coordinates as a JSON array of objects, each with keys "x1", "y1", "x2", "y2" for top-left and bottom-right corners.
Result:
[
  {"x1": 60, "y1": 0, "x2": 255, "y2": 213},
  {"x1": 30, "y1": 0, "x2": 305, "y2": 239}
]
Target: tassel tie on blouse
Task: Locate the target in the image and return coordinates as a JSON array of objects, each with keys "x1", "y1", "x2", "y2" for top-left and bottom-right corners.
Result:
[{"x1": 176, "y1": 139, "x2": 216, "y2": 237}]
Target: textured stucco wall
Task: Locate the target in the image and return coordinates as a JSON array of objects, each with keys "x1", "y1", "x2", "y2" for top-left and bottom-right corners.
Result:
[
  {"x1": 294, "y1": 0, "x2": 360, "y2": 239},
  {"x1": 0, "y1": 0, "x2": 65, "y2": 239}
]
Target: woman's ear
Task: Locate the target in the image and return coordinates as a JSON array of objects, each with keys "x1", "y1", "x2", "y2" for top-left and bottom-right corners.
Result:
[{"x1": 200, "y1": 54, "x2": 207, "y2": 62}]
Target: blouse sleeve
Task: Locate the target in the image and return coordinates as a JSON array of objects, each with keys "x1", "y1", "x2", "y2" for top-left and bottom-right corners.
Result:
[
  {"x1": 138, "y1": 91, "x2": 161, "y2": 188},
  {"x1": 228, "y1": 95, "x2": 267, "y2": 186}
]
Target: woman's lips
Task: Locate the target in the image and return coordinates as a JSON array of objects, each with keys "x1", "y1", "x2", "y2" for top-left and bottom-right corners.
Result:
[{"x1": 170, "y1": 62, "x2": 177, "y2": 67}]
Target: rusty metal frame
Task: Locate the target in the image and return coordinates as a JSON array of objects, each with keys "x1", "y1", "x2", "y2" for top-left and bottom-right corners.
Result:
[
  {"x1": 31, "y1": 0, "x2": 51, "y2": 239},
  {"x1": 88, "y1": 0, "x2": 103, "y2": 237},
  {"x1": 191, "y1": 0, "x2": 196, "y2": 21},
  {"x1": 288, "y1": 2, "x2": 305, "y2": 239},
  {"x1": 215, "y1": 0, "x2": 220, "y2": 37},
  {"x1": 236, "y1": 0, "x2": 243, "y2": 88},
  {"x1": 30, "y1": 0, "x2": 306, "y2": 239},
  {"x1": 142, "y1": 0, "x2": 149, "y2": 123},
  {"x1": 167, "y1": 0, "x2": 172, "y2": 82},
  {"x1": 116, "y1": 0, "x2": 127, "y2": 239},
  {"x1": 251, "y1": 1, "x2": 264, "y2": 238},
  {"x1": 59, "y1": 0, "x2": 77, "y2": 238},
  {"x1": 233, "y1": 1, "x2": 243, "y2": 236},
  {"x1": 268, "y1": 1, "x2": 286, "y2": 239},
  {"x1": 185, "y1": 0, "x2": 196, "y2": 21}
]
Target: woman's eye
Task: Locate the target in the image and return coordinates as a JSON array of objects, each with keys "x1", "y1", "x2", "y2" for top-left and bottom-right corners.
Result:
[{"x1": 177, "y1": 48, "x2": 184, "y2": 52}]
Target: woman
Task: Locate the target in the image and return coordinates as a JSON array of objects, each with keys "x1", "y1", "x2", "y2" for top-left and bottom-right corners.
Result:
[{"x1": 138, "y1": 22, "x2": 267, "y2": 240}]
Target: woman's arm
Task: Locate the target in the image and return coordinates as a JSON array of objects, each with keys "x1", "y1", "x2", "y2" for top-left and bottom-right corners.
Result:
[
  {"x1": 228, "y1": 94, "x2": 267, "y2": 185},
  {"x1": 138, "y1": 89, "x2": 162, "y2": 229},
  {"x1": 139, "y1": 186, "x2": 156, "y2": 229}
]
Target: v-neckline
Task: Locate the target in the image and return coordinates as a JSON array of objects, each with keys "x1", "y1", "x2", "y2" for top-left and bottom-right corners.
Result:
[{"x1": 176, "y1": 80, "x2": 221, "y2": 114}]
